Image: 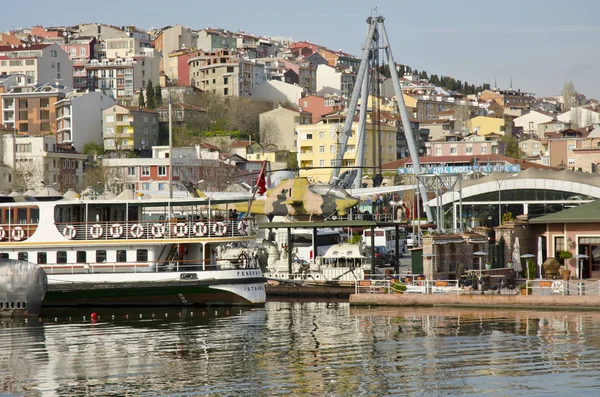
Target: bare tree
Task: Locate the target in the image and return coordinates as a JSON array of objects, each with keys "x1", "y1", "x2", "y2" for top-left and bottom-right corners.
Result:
[
  {"x1": 12, "y1": 159, "x2": 44, "y2": 191},
  {"x1": 259, "y1": 116, "x2": 281, "y2": 145},
  {"x1": 562, "y1": 81, "x2": 580, "y2": 112},
  {"x1": 571, "y1": 106, "x2": 581, "y2": 128}
]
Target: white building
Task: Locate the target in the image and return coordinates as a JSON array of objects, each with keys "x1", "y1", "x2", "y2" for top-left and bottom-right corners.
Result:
[
  {"x1": 55, "y1": 91, "x2": 116, "y2": 149},
  {"x1": 0, "y1": 134, "x2": 86, "y2": 192},
  {"x1": 85, "y1": 52, "x2": 160, "y2": 101},
  {"x1": 558, "y1": 106, "x2": 600, "y2": 128},
  {"x1": 316, "y1": 64, "x2": 356, "y2": 98},
  {"x1": 0, "y1": 43, "x2": 73, "y2": 86},
  {"x1": 102, "y1": 37, "x2": 154, "y2": 59},
  {"x1": 514, "y1": 110, "x2": 554, "y2": 136},
  {"x1": 251, "y1": 80, "x2": 305, "y2": 105}
]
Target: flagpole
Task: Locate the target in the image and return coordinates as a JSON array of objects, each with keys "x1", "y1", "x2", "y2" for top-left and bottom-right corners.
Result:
[{"x1": 168, "y1": 94, "x2": 173, "y2": 199}]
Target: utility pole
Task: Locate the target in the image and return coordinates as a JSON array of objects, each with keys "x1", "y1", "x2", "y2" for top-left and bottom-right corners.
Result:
[{"x1": 168, "y1": 93, "x2": 173, "y2": 199}]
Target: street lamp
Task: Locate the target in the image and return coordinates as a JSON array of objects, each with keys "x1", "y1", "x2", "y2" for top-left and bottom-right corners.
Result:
[{"x1": 491, "y1": 173, "x2": 519, "y2": 226}]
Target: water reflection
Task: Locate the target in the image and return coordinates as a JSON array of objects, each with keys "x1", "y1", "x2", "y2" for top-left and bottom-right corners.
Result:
[{"x1": 1, "y1": 304, "x2": 600, "y2": 395}]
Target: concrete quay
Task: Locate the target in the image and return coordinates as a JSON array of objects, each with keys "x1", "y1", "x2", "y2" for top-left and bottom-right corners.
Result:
[{"x1": 349, "y1": 293, "x2": 600, "y2": 311}]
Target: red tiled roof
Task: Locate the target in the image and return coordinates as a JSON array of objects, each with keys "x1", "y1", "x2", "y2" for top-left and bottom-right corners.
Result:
[
  {"x1": 231, "y1": 141, "x2": 251, "y2": 148},
  {"x1": 199, "y1": 142, "x2": 219, "y2": 150},
  {"x1": 155, "y1": 102, "x2": 206, "y2": 112}
]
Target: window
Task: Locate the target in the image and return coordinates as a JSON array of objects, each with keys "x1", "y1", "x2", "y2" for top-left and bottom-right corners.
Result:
[
  {"x1": 466, "y1": 146, "x2": 473, "y2": 154},
  {"x1": 481, "y1": 147, "x2": 488, "y2": 154},
  {"x1": 435, "y1": 147, "x2": 442, "y2": 155},
  {"x1": 568, "y1": 144, "x2": 575, "y2": 151},
  {"x1": 388, "y1": 146, "x2": 393, "y2": 154},
  {"x1": 224, "y1": 88, "x2": 228, "y2": 96},
  {"x1": 116, "y1": 250, "x2": 127, "y2": 262},
  {"x1": 319, "y1": 145, "x2": 325, "y2": 153},
  {"x1": 37, "y1": 252, "x2": 47, "y2": 265},
  {"x1": 223, "y1": 77, "x2": 228, "y2": 85},
  {"x1": 57, "y1": 251, "x2": 67, "y2": 264},
  {"x1": 80, "y1": 47, "x2": 86, "y2": 56},
  {"x1": 158, "y1": 166, "x2": 166, "y2": 176},
  {"x1": 450, "y1": 147, "x2": 457, "y2": 154},
  {"x1": 137, "y1": 249, "x2": 148, "y2": 262},
  {"x1": 77, "y1": 251, "x2": 86, "y2": 263},
  {"x1": 330, "y1": 145, "x2": 336, "y2": 153},
  {"x1": 127, "y1": 167, "x2": 136, "y2": 176},
  {"x1": 51, "y1": 50, "x2": 57, "y2": 57},
  {"x1": 521, "y1": 143, "x2": 528, "y2": 149},
  {"x1": 319, "y1": 131, "x2": 324, "y2": 139},
  {"x1": 158, "y1": 183, "x2": 165, "y2": 191},
  {"x1": 40, "y1": 98, "x2": 49, "y2": 108},
  {"x1": 19, "y1": 99, "x2": 28, "y2": 108},
  {"x1": 306, "y1": 133, "x2": 313, "y2": 140},
  {"x1": 96, "y1": 250, "x2": 106, "y2": 263},
  {"x1": 319, "y1": 159, "x2": 325, "y2": 167},
  {"x1": 554, "y1": 236, "x2": 565, "y2": 259},
  {"x1": 388, "y1": 132, "x2": 393, "y2": 140},
  {"x1": 18, "y1": 252, "x2": 28, "y2": 261},
  {"x1": 142, "y1": 166, "x2": 150, "y2": 176}
]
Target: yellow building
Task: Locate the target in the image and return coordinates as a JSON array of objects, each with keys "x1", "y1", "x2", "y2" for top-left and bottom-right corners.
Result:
[
  {"x1": 468, "y1": 116, "x2": 506, "y2": 136},
  {"x1": 295, "y1": 113, "x2": 398, "y2": 183}
]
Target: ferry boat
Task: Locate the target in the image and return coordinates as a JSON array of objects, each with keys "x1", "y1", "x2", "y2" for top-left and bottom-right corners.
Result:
[{"x1": 0, "y1": 194, "x2": 265, "y2": 307}]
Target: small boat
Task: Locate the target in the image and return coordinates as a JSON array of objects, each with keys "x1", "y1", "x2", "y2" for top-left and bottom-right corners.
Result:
[
  {"x1": 0, "y1": 194, "x2": 265, "y2": 307},
  {"x1": 0, "y1": 259, "x2": 47, "y2": 316}
]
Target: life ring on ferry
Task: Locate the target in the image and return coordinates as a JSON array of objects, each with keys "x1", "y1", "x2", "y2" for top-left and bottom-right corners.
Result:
[
  {"x1": 130, "y1": 224, "x2": 144, "y2": 238},
  {"x1": 62, "y1": 225, "x2": 76, "y2": 240},
  {"x1": 89, "y1": 224, "x2": 103, "y2": 239},
  {"x1": 151, "y1": 223, "x2": 166, "y2": 238},
  {"x1": 193, "y1": 222, "x2": 207, "y2": 237},
  {"x1": 109, "y1": 223, "x2": 124, "y2": 238},
  {"x1": 212, "y1": 221, "x2": 227, "y2": 236},
  {"x1": 12, "y1": 226, "x2": 25, "y2": 241},
  {"x1": 237, "y1": 220, "x2": 248, "y2": 235},
  {"x1": 173, "y1": 222, "x2": 189, "y2": 237},
  {"x1": 0, "y1": 226, "x2": 5, "y2": 240}
]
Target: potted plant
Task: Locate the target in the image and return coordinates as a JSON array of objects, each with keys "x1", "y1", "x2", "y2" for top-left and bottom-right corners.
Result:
[
  {"x1": 558, "y1": 250, "x2": 573, "y2": 264},
  {"x1": 558, "y1": 251, "x2": 573, "y2": 279},
  {"x1": 485, "y1": 262, "x2": 492, "y2": 270},
  {"x1": 507, "y1": 261, "x2": 514, "y2": 268},
  {"x1": 519, "y1": 281, "x2": 532, "y2": 295}
]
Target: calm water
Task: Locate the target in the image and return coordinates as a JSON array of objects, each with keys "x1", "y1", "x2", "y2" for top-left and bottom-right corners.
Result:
[{"x1": 1, "y1": 302, "x2": 600, "y2": 396}]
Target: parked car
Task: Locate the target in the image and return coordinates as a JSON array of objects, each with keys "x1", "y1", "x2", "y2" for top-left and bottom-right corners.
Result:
[
  {"x1": 407, "y1": 233, "x2": 415, "y2": 248},
  {"x1": 364, "y1": 245, "x2": 397, "y2": 267}
]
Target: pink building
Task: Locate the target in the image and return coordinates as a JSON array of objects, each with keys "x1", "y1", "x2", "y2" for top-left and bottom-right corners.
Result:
[
  {"x1": 426, "y1": 139, "x2": 506, "y2": 157},
  {"x1": 60, "y1": 37, "x2": 95, "y2": 91},
  {"x1": 298, "y1": 95, "x2": 339, "y2": 123}
]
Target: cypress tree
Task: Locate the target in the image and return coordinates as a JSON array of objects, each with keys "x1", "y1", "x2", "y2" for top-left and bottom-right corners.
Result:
[
  {"x1": 138, "y1": 90, "x2": 145, "y2": 108},
  {"x1": 155, "y1": 85, "x2": 163, "y2": 107},
  {"x1": 146, "y1": 81, "x2": 156, "y2": 109}
]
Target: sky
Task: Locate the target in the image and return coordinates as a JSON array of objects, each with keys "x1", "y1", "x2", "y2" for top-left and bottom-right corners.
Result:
[{"x1": 3, "y1": 0, "x2": 600, "y2": 98}]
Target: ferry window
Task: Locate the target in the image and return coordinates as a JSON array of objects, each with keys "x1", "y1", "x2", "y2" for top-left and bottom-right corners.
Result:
[
  {"x1": 76, "y1": 251, "x2": 86, "y2": 263},
  {"x1": 17, "y1": 208, "x2": 27, "y2": 224},
  {"x1": 0, "y1": 253, "x2": 8, "y2": 259},
  {"x1": 30, "y1": 208, "x2": 39, "y2": 223},
  {"x1": 18, "y1": 252, "x2": 28, "y2": 261},
  {"x1": 137, "y1": 249, "x2": 148, "y2": 262},
  {"x1": 57, "y1": 251, "x2": 67, "y2": 264},
  {"x1": 116, "y1": 250, "x2": 127, "y2": 262},
  {"x1": 37, "y1": 252, "x2": 47, "y2": 264},
  {"x1": 96, "y1": 250, "x2": 106, "y2": 263}
]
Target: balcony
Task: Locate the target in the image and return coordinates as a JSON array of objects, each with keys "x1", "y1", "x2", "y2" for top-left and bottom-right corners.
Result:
[{"x1": 73, "y1": 71, "x2": 87, "y2": 77}]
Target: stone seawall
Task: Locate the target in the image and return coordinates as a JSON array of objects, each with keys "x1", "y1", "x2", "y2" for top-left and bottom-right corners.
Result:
[{"x1": 350, "y1": 293, "x2": 600, "y2": 311}]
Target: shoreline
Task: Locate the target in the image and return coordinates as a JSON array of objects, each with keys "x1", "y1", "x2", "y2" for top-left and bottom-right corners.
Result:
[{"x1": 349, "y1": 293, "x2": 600, "y2": 311}]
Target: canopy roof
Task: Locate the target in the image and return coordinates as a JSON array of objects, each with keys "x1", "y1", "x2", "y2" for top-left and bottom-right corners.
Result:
[{"x1": 530, "y1": 200, "x2": 600, "y2": 224}]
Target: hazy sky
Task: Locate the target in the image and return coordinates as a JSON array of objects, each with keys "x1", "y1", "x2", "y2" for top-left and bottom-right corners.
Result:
[{"x1": 3, "y1": 0, "x2": 599, "y2": 98}]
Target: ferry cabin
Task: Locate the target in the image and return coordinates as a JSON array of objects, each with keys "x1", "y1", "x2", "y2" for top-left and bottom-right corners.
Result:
[{"x1": 0, "y1": 196, "x2": 255, "y2": 272}]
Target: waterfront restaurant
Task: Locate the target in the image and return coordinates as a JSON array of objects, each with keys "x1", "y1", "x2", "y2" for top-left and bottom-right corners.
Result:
[{"x1": 530, "y1": 200, "x2": 600, "y2": 280}]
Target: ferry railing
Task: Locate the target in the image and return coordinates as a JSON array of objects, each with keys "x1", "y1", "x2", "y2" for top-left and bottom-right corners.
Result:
[
  {"x1": 55, "y1": 219, "x2": 256, "y2": 241},
  {"x1": 42, "y1": 257, "x2": 261, "y2": 275}
]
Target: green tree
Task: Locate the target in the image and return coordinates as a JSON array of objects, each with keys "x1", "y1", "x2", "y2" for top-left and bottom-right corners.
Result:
[
  {"x1": 501, "y1": 135, "x2": 524, "y2": 159},
  {"x1": 155, "y1": 85, "x2": 163, "y2": 107},
  {"x1": 82, "y1": 142, "x2": 105, "y2": 157},
  {"x1": 138, "y1": 90, "x2": 145, "y2": 108},
  {"x1": 146, "y1": 81, "x2": 156, "y2": 109}
]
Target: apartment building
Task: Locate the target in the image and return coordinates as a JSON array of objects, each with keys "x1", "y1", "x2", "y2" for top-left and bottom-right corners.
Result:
[
  {"x1": 259, "y1": 106, "x2": 311, "y2": 151},
  {"x1": 0, "y1": 43, "x2": 73, "y2": 86},
  {"x1": 188, "y1": 49, "x2": 265, "y2": 97},
  {"x1": 295, "y1": 113, "x2": 398, "y2": 183},
  {"x1": 316, "y1": 64, "x2": 356, "y2": 98},
  {"x1": 60, "y1": 37, "x2": 95, "y2": 91},
  {"x1": 102, "y1": 104, "x2": 159, "y2": 156},
  {"x1": 55, "y1": 91, "x2": 116, "y2": 148},
  {"x1": 152, "y1": 25, "x2": 198, "y2": 78},
  {"x1": 1, "y1": 82, "x2": 71, "y2": 135},
  {"x1": 85, "y1": 53, "x2": 160, "y2": 101},
  {"x1": 426, "y1": 137, "x2": 506, "y2": 157},
  {"x1": 480, "y1": 88, "x2": 535, "y2": 107},
  {"x1": 0, "y1": 134, "x2": 86, "y2": 191}
]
